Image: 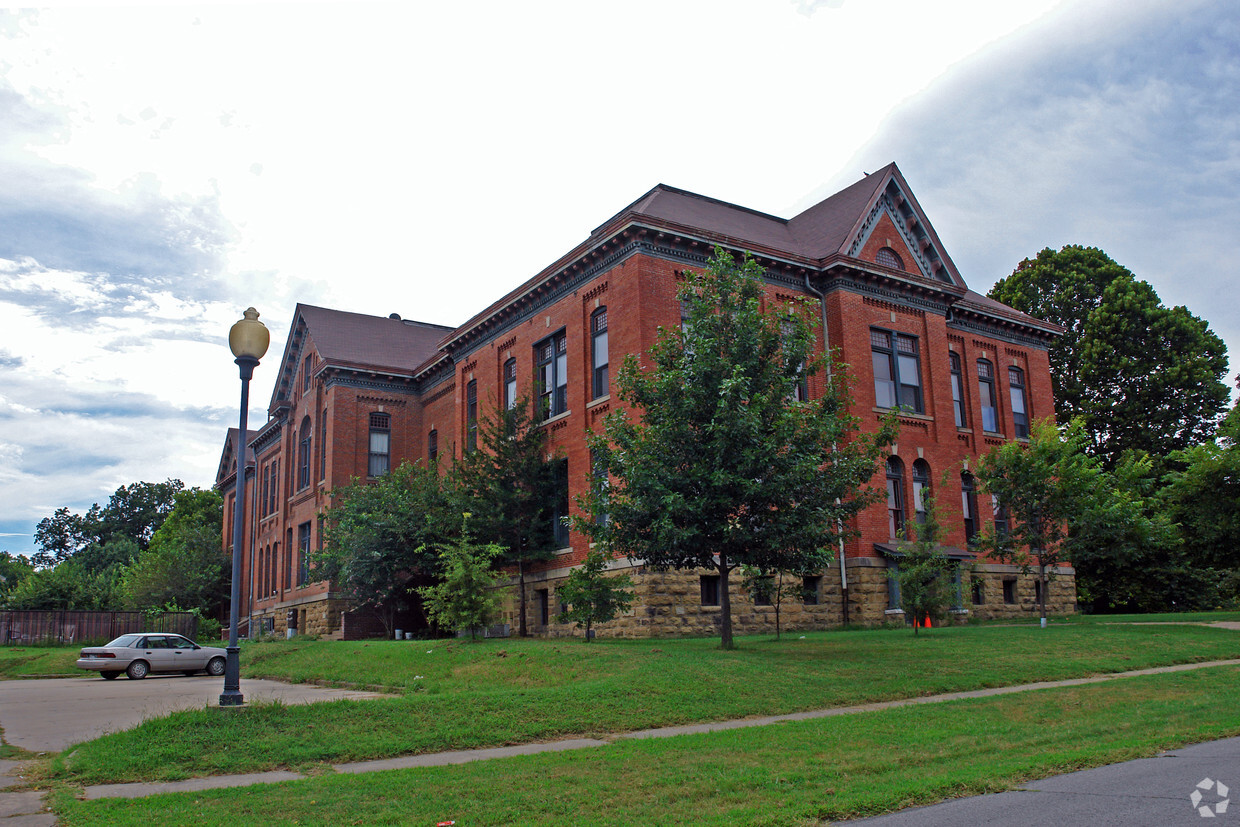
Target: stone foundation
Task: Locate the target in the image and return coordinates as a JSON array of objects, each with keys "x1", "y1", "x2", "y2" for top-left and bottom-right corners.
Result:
[
  {"x1": 248, "y1": 594, "x2": 375, "y2": 640},
  {"x1": 494, "y1": 557, "x2": 1077, "y2": 639}
]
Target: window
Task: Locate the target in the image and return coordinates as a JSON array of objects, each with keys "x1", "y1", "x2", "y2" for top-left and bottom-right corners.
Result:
[
  {"x1": 783, "y1": 318, "x2": 808, "y2": 402},
  {"x1": 1009, "y1": 367, "x2": 1029, "y2": 438},
  {"x1": 591, "y1": 307, "x2": 608, "y2": 400},
  {"x1": 552, "y1": 459, "x2": 570, "y2": 548},
  {"x1": 591, "y1": 448, "x2": 610, "y2": 526},
  {"x1": 802, "y1": 576, "x2": 821, "y2": 605},
  {"x1": 971, "y1": 578, "x2": 985, "y2": 606},
  {"x1": 992, "y1": 495, "x2": 1009, "y2": 540},
  {"x1": 319, "y1": 410, "x2": 328, "y2": 480},
  {"x1": 303, "y1": 354, "x2": 313, "y2": 392},
  {"x1": 700, "y1": 575, "x2": 720, "y2": 606},
  {"x1": 886, "y1": 560, "x2": 901, "y2": 610},
  {"x1": 871, "y1": 329, "x2": 923, "y2": 413},
  {"x1": 298, "y1": 416, "x2": 312, "y2": 490},
  {"x1": 962, "y1": 472, "x2": 979, "y2": 545},
  {"x1": 503, "y1": 358, "x2": 517, "y2": 410},
  {"x1": 268, "y1": 460, "x2": 279, "y2": 515},
  {"x1": 270, "y1": 542, "x2": 278, "y2": 595},
  {"x1": 977, "y1": 359, "x2": 998, "y2": 433},
  {"x1": 536, "y1": 588, "x2": 550, "y2": 626},
  {"x1": 535, "y1": 332, "x2": 568, "y2": 419},
  {"x1": 753, "y1": 576, "x2": 773, "y2": 606},
  {"x1": 886, "y1": 457, "x2": 906, "y2": 539},
  {"x1": 1003, "y1": 578, "x2": 1017, "y2": 604},
  {"x1": 260, "y1": 466, "x2": 269, "y2": 518},
  {"x1": 297, "y1": 522, "x2": 311, "y2": 587},
  {"x1": 428, "y1": 429, "x2": 438, "y2": 462},
  {"x1": 875, "y1": 246, "x2": 905, "y2": 270},
  {"x1": 368, "y1": 413, "x2": 391, "y2": 477},
  {"x1": 466, "y1": 380, "x2": 477, "y2": 453},
  {"x1": 912, "y1": 460, "x2": 931, "y2": 529},
  {"x1": 950, "y1": 352, "x2": 967, "y2": 428}
]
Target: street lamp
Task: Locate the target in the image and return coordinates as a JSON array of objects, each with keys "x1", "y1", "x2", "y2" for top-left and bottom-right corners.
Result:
[{"x1": 221, "y1": 307, "x2": 270, "y2": 707}]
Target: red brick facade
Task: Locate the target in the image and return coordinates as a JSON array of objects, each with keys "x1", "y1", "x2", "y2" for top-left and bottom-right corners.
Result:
[{"x1": 218, "y1": 163, "x2": 1072, "y2": 639}]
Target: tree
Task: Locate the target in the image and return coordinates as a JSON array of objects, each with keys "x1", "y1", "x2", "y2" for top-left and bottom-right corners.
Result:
[
  {"x1": 556, "y1": 547, "x2": 634, "y2": 640},
  {"x1": 1162, "y1": 433, "x2": 1240, "y2": 575},
  {"x1": 31, "y1": 479, "x2": 184, "y2": 568},
  {"x1": 892, "y1": 488, "x2": 959, "y2": 635},
  {"x1": 0, "y1": 551, "x2": 34, "y2": 606},
  {"x1": 974, "y1": 419, "x2": 1161, "y2": 624},
  {"x1": 582, "y1": 247, "x2": 896, "y2": 649},
  {"x1": 120, "y1": 488, "x2": 227, "y2": 615},
  {"x1": 317, "y1": 461, "x2": 463, "y2": 636},
  {"x1": 5, "y1": 558, "x2": 120, "y2": 610},
  {"x1": 458, "y1": 393, "x2": 558, "y2": 638},
  {"x1": 989, "y1": 246, "x2": 1228, "y2": 467},
  {"x1": 415, "y1": 515, "x2": 505, "y2": 639},
  {"x1": 32, "y1": 507, "x2": 95, "y2": 568}
]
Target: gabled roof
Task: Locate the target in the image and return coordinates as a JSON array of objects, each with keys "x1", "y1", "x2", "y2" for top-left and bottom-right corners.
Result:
[
  {"x1": 215, "y1": 428, "x2": 258, "y2": 489},
  {"x1": 270, "y1": 304, "x2": 454, "y2": 409}
]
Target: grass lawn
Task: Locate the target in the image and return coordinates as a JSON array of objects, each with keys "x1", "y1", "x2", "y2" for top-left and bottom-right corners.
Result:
[
  {"x1": 43, "y1": 621, "x2": 1240, "y2": 785},
  {"x1": 50, "y1": 665, "x2": 1240, "y2": 826},
  {"x1": 0, "y1": 645, "x2": 83, "y2": 679}
]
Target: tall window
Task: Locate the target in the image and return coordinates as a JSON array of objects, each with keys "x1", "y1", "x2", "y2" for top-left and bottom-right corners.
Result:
[
  {"x1": 552, "y1": 458, "x2": 570, "y2": 548},
  {"x1": 886, "y1": 457, "x2": 906, "y2": 539},
  {"x1": 466, "y1": 380, "x2": 477, "y2": 452},
  {"x1": 700, "y1": 575, "x2": 720, "y2": 606},
  {"x1": 297, "y1": 416, "x2": 312, "y2": 490},
  {"x1": 269, "y1": 459, "x2": 279, "y2": 514},
  {"x1": 977, "y1": 359, "x2": 998, "y2": 433},
  {"x1": 591, "y1": 448, "x2": 610, "y2": 526},
  {"x1": 368, "y1": 412, "x2": 391, "y2": 477},
  {"x1": 319, "y1": 410, "x2": 328, "y2": 480},
  {"x1": 871, "y1": 329, "x2": 923, "y2": 413},
  {"x1": 503, "y1": 358, "x2": 517, "y2": 410},
  {"x1": 297, "y1": 522, "x2": 311, "y2": 587},
  {"x1": 1009, "y1": 367, "x2": 1029, "y2": 438},
  {"x1": 428, "y1": 428, "x2": 438, "y2": 462},
  {"x1": 535, "y1": 331, "x2": 568, "y2": 420},
  {"x1": 783, "y1": 318, "x2": 808, "y2": 402},
  {"x1": 591, "y1": 307, "x2": 609, "y2": 400},
  {"x1": 992, "y1": 495, "x2": 1009, "y2": 540},
  {"x1": 962, "y1": 472, "x2": 979, "y2": 545},
  {"x1": 950, "y1": 352, "x2": 967, "y2": 428},
  {"x1": 912, "y1": 459, "x2": 931, "y2": 528},
  {"x1": 260, "y1": 465, "x2": 269, "y2": 518},
  {"x1": 303, "y1": 354, "x2": 313, "y2": 392}
]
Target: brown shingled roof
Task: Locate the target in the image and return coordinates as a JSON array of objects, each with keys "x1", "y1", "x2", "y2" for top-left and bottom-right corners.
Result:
[{"x1": 298, "y1": 304, "x2": 452, "y2": 373}]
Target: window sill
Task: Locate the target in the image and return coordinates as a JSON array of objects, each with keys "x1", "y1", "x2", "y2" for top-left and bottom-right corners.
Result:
[
  {"x1": 884, "y1": 608, "x2": 905, "y2": 616},
  {"x1": 554, "y1": 546, "x2": 573, "y2": 556},
  {"x1": 541, "y1": 410, "x2": 571, "y2": 427},
  {"x1": 587, "y1": 394, "x2": 610, "y2": 409},
  {"x1": 982, "y1": 430, "x2": 1005, "y2": 438},
  {"x1": 956, "y1": 427, "x2": 973, "y2": 434},
  {"x1": 872, "y1": 407, "x2": 933, "y2": 421}
]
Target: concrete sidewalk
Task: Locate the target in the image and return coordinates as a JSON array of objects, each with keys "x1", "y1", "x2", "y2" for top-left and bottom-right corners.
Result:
[{"x1": 74, "y1": 657, "x2": 1240, "y2": 802}]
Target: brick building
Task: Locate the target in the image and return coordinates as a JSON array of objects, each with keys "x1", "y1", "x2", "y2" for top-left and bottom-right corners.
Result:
[{"x1": 217, "y1": 163, "x2": 1072, "y2": 639}]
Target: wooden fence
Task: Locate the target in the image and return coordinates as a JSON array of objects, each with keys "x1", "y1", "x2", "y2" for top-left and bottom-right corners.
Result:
[{"x1": 0, "y1": 610, "x2": 198, "y2": 646}]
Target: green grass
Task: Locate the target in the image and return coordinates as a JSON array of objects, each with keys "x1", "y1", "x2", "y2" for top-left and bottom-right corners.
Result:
[
  {"x1": 1066, "y1": 609, "x2": 1240, "y2": 624},
  {"x1": 50, "y1": 666, "x2": 1240, "y2": 826},
  {"x1": 0, "y1": 646, "x2": 82, "y2": 678},
  {"x1": 47, "y1": 622, "x2": 1240, "y2": 785}
]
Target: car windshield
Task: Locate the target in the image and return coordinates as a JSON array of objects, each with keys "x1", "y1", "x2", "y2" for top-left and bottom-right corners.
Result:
[{"x1": 105, "y1": 634, "x2": 143, "y2": 648}]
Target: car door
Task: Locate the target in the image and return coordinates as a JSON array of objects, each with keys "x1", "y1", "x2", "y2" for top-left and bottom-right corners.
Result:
[
  {"x1": 140, "y1": 636, "x2": 176, "y2": 673},
  {"x1": 168, "y1": 635, "x2": 208, "y2": 671}
]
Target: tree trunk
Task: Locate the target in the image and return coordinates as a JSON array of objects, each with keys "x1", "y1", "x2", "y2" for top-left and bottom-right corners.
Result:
[
  {"x1": 518, "y1": 557, "x2": 528, "y2": 637},
  {"x1": 1038, "y1": 557, "x2": 1048, "y2": 625},
  {"x1": 718, "y1": 557, "x2": 734, "y2": 650},
  {"x1": 774, "y1": 571, "x2": 782, "y2": 641}
]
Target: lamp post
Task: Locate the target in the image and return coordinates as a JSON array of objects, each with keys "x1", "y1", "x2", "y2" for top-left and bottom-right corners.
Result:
[{"x1": 221, "y1": 307, "x2": 270, "y2": 707}]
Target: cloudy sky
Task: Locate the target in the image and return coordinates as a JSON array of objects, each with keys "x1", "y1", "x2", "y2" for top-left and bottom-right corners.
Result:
[{"x1": 0, "y1": 0, "x2": 1236, "y2": 559}]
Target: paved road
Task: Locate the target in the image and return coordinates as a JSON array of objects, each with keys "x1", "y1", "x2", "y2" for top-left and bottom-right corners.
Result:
[
  {"x1": 844, "y1": 736, "x2": 1239, "y2": 826},
  {"x1": 0, "y1": 676, "x2": 387, "y2": 752}
]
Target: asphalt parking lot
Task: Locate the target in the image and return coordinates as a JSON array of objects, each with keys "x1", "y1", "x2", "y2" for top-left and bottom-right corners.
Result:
[{"x1": 0, "y1": 675, "x2": 387, "y2": 752}]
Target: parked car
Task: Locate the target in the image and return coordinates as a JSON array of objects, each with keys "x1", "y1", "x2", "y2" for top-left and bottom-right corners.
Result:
[{"x1": 76, "y1": 633, "x2": 227, "y2": 680}]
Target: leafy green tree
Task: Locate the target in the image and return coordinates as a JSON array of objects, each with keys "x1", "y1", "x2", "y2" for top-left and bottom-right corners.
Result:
[
  {"x1": 556, "y1": 547, "x2": 633, "y2": 640},
  {"x1": 0, "y1": 551, "x2": 34, "y2": 606},
  {"x1": 415, "y1": 515, "x2": 505, "y2": 639},
  {"x1": 5, "y1": 558, "x2": 120, "y2": 610},
  {"x1": 989, "y1": 246, "x2": 1228, "y2": 467},
  {"x1": 458, "y1": 393, "x2": 558, "y2": 638},
  {"x1": 32, "y1": 479, "x2": 183, "y2": 568},
  {"x1": 892, "y1": 489, "x2": 959, "y2": 635},
  {"x1": 1162, "y1": 437, "x2": 1240, "y2": 575},
  {"x1": 581, "y1": 246, "x2": 896, "y2": 649},
  {"x1": 120, "y1": 488, "x2": 227, "y2": 615},
  {"x1": 317, "y1": 461, "x2": 463, "y2": 636}
]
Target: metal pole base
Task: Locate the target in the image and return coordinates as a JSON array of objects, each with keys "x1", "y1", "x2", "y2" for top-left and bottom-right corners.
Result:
[{"x1": 219, "y1": 645, "x2": 245, "y2": 707}]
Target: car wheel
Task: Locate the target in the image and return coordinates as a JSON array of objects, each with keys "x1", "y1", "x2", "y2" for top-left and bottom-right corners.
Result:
[
  {"x1": 206, "y1": 657, "x2": 226, "y2": 676},
  {"x1": 101, "y1": 671, "x2": 121, "y2": 680},
  {"x1": 126, "y1": 660, "x2": 149, "y2": 680}
]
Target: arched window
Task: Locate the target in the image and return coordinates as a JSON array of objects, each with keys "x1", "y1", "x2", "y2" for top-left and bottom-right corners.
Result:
[
  {"x1": 886, "y1": 457, "x2": 906, "y2": 539},
  {"x1": 876, "y1": 247, "x2": 905, "y2": 271},
  {"x1": 1009, "y1": 366, "x2": 1029, "y2": 438},
  {"x1": 591, "y1": 307, "x2": 608, "y2": 400},
  {"x1": 961, "y1": 471, "x2": 979, "y2": 545},
  {"x1": 298, "y1": 416, "x2": 312, "y2": 490},
  {"x1": 912, "y1": 459, "x2": 931, "y2": 529},
  {"x1": 977, "y1": 359, "x2": 998, "y2": 433}
]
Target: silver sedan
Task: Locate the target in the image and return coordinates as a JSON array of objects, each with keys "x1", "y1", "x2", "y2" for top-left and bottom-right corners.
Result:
[{"x1": 76, "y1": 633, "x2": 227, "y2": 680}]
